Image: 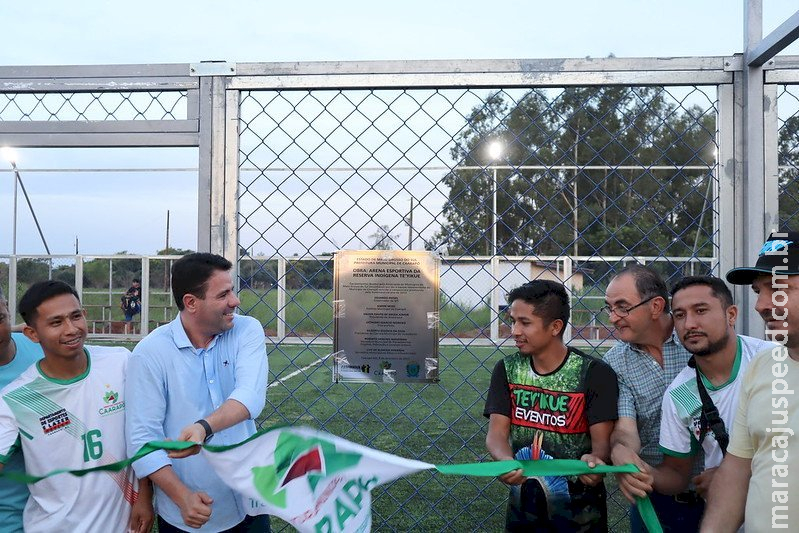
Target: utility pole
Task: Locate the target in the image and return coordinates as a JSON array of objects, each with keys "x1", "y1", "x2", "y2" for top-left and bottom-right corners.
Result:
[
  {"x1": 165, "y1": 209, "x2": 170, "y2": 251},
  {"x1": 164, "y1": 209, "x2": 171, "y2": 291}
]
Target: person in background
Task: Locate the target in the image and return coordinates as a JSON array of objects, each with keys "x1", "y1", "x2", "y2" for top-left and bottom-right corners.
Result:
[{"x1": 121, "y1": 278, "x2": 142, "y2": 334}]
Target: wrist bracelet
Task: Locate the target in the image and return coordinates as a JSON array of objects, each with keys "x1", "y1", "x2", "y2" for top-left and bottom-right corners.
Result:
[{"x1": 195, "y1": 419, "x2": 214, "y2": 443}]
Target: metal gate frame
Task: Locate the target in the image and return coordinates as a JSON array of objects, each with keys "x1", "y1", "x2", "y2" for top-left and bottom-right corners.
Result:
[
  {"x1": 206, "y1": 56, "x2": 748, "y2": 325},
  {"x1": 3, "y1": 55, "x2": 795, "y2": 330},
  {"x1": 2, "y1": 50, "x2": 799, "y2": 531}
]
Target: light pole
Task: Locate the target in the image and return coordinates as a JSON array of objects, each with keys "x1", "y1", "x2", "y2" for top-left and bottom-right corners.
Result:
[
  {"x1": 1, "y1": 147, "x2": 18, "y2": 255},
  {"x1": 2, "y1": 147, "x2": 19, "y2": 322},
  {"x1": 488, "y1": 141, "x2": 503, "y2": 342},
  {"x1": 1, "y1": 149, "x2": 50, "y2": 255},
  {"x1": 488, "y1": 141, "x2": 503, "y2": 257}
]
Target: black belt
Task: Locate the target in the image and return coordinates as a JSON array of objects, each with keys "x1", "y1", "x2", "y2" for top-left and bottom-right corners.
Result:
[{"x1": 672, "y1": 490, "x2": 703, "y2": 505}]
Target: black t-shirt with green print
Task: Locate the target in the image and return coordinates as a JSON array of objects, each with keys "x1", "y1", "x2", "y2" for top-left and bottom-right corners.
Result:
[{"x1": 484, "y1": 347, "x2": 619, "y2": 532}]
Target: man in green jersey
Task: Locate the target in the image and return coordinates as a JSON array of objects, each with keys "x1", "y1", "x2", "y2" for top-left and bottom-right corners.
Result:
[{"x1": 484, "y1": 280, "x2": 618, "y2": 531}]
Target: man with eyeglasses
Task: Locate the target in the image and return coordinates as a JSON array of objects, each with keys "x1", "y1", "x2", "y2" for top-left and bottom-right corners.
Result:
[{"x1": 601, "y1": 264, "x2": 702, "y2": 532}]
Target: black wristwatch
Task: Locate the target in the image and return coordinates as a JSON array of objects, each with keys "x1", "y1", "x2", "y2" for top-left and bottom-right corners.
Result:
[{"x1": 195, "y1": 419, "x2": 214, "y2": 443}]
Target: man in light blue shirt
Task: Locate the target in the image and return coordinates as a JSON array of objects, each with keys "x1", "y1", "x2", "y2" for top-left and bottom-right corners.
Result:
[
  {"x1": 126, "y1": 253, "x2": 269, "y2": 532},
  {"x1": 0, "y1": 289, "x2": 43, "y2": 533}
]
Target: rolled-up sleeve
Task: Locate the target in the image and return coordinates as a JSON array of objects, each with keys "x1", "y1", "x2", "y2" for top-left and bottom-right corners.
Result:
[
  {"x1": 125, "y1": 351, "x2": 171, "y2": 478},
  {"x1": 228, "y1": 316, "x2": 267, "y2": 419}
]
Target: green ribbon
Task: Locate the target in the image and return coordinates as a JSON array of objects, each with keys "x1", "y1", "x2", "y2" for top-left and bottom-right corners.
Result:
[
  {"x1": 0, "y1": 439, "x2": 192, "y2": 484},
  {"x1": 1, "y1": 436, "x2": 662, "y2": 533},
  {"x1": 436, "y1": 459, "x2": 662, "y2": 533}
]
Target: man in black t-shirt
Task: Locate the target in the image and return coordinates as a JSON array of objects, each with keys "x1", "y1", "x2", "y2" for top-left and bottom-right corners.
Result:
[{"x1": 484, "y1": 280, "x2": 619, "y2": 532}]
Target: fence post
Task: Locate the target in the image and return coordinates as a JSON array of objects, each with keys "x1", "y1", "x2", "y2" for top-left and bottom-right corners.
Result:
[
  {"x1": 141, "y1": 257, "x2": 150, "y2": 336},
  {"x1": 8, "y1": 256, "x2": 17, "y2": 322},
  {"x1": 563, "y1": 256, "x2": 574, "y2": 342},
  {"x1": 75, "y1": 255, "x2": 83, "y2": 300},
  {"x1": 277, "y1": 257, "x2": 286, "y2": 340},
  {"x1": 742, "y1": 0, "x2": 767, "y2": 338},
  {"x1": 490, "y1": 255, "x2": 500, "y2": 342},
  {"x1": 717, "y1": 82, "x2": 736, "y2": 284}
]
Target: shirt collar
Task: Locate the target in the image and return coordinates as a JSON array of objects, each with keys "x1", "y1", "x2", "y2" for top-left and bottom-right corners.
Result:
[
  {"x1": 169, "y1": 314, "x2": 194, "y2": 350},
  {"x1": 169, "y1": 314, "x2": 223, "y2": 352},
  {"x1": 664, "y1": 329, "x2": 681, "y2": 345},
  {"x1": 628, "y1": 328, "x2": 680, "y2": 355}
]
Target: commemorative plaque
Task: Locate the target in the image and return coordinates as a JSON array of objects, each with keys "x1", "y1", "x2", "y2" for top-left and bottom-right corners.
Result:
[{"x1": 333, "y1": 250, "x2": 440, "y2": 383}]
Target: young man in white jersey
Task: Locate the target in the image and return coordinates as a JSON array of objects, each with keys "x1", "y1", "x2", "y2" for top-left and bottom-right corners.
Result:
[
  {"x1": 0, "y1": 280, "x2": 153, "y2": 533},
  {"x1": 630, "y1": 276, "x2": 775, "y2": 501}
]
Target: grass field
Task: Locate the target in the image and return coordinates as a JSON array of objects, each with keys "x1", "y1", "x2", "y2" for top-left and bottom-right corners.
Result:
[
  {"x1": 88, "y1": 288, "x2": 630, "y2": 532},
  {"x1": 258, "y1": 342, "x2": 631, "y2": 532}
]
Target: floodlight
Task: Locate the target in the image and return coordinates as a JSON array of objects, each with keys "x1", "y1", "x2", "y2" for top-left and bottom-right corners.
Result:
[
  {"x1": 488, "y1": 141, "x2": 503, "y2": 161},
  {"x1": 1, "y1": 147, "x2": 17, "y2": 164}
]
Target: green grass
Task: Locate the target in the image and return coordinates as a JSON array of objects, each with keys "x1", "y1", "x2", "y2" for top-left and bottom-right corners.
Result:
[
  {"x1": 238, "y1": 288, "x2": 500, "y2": 337},
  {"x1": 259, "y1": 343, "x2": 629, "y2": 532},
  {"x1": 90, "y1": 300, "x2": 628, "y2": 531}
]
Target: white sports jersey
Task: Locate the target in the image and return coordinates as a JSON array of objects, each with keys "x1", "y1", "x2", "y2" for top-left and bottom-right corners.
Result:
[
  {"x1": 659, "y1": 335, "x2": 776, "y2": 469},
  {"x1": 0, "y1": 346, "x2": 136, "y2": 533}
]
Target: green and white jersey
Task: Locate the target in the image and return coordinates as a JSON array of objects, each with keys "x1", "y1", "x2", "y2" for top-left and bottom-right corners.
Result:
[
  {"x1": 659, "y1": 335, "x2": 775, "y2": 469},
  {"x1": 0, "y1": 346, "x2": 135, "y2": 533}
]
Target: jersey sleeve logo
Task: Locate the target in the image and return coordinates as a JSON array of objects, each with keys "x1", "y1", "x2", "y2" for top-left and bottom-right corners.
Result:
[{"x1": 509, "y1": 384, "x2": 588, "y2": 433}]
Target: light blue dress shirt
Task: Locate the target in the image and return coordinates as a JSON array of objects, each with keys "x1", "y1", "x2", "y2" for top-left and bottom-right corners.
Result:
[{"x1": 125, "y1": 314, "x2": 267, "y2": 532}]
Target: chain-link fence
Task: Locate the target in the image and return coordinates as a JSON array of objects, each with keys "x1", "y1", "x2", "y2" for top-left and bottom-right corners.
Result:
[
  {"x1": 2, "y1": 58, "x2": 796, "y2": 531},
  {"x1": 236, "y1": 80, "x2": 720, "y2": 530},
  {"x1": 777, "y1": 84, "x2": 799, "y2": 226},
  {"x1": 1, "y1": 255, "x2": 181, "y2": 336},
  {"x1": 0, "y1": 91, "x2": 187, "y2": 121}
]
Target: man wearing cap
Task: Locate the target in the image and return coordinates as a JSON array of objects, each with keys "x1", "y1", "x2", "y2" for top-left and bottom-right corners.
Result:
[
  {"x1": 602, "y1": 264, "x2": 703, "y2": 532},
  {"x1": 701, "y1": 231, "x2": 799, "y2": 532}
]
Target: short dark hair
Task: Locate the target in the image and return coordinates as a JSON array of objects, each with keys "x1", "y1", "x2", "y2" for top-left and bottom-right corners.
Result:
[
  {"x1": 132, "y1": 278, "x2": 141, "y2": 284},
  {"x1": 615, "y1": 264, "x2": 671, "y2": 313},
  {"x1": 18, "y1": 280, "x2": 81, "y2": 326},
  {"x1": 507, "y1": 280, "x2": 570, "y2": 336},
  {"x1": 670, "y1": 275, "x2": 734, "y2": 309},
  {"x1": 171, "y1": 253, "x2": 233, "y2": 311}
]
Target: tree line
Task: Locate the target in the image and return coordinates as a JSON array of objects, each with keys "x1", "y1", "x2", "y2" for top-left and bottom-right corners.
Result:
[{"x1": 427, "y1": 86, "x2": 721, "y2": 259}]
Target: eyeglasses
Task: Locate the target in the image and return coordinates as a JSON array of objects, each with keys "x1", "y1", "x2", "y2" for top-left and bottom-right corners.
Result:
[{"x1": 600, "y1": 296, "x2": 656, "y2": 318}]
